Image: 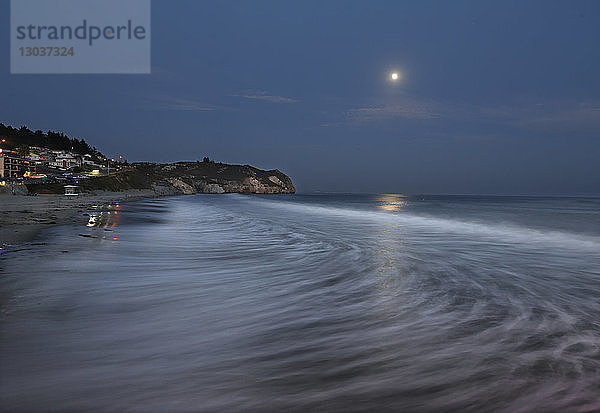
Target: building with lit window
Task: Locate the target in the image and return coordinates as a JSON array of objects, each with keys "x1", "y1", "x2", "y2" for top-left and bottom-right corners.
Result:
[
  {"x1": 49, "y1": 152, "x2": 81, "y2": 170},
  {"x1": 0, "y1": 149, "x2": 36, "y2": 178}
]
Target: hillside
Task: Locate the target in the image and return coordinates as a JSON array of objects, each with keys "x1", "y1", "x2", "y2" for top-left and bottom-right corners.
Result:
[
  {"x1": 26, "y1": 161, "x2": 296, "y2": 195},
  {"x1": 0, "y1": 123, "x2": 103, "y2": 158}
]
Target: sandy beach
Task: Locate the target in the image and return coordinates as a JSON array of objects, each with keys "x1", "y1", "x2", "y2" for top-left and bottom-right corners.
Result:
[{"x1": 0, "y1": 190, "x2": 161, "y2": 246}]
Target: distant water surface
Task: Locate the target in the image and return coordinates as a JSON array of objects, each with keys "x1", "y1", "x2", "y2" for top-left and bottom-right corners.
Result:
[{"x1": 1, "y1": 194, "x2": 599, "y2": 411}]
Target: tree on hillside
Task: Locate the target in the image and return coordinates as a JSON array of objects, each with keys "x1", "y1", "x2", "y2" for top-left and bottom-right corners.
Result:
[{"x1": 0, "y1": 123, "x2": 104, "y2": 158}]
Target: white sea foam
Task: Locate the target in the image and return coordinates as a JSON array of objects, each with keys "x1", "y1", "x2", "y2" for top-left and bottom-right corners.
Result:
[
  {"x1": 2, "y1": 194, "x2": 599, "y2": 411},
  {"x1": 231, "y1": 195, "x2": 600, "y2": 252}
]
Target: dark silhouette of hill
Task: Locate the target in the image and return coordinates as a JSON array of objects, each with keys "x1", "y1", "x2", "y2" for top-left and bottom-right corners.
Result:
[{"x1": 0, "y1": 123, "x2": 103, "y2": 158}]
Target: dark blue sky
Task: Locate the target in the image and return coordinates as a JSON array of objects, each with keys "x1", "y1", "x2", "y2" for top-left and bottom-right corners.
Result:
[{"x1": 2, "y1": 0, "x2": 599, "y2": 194}]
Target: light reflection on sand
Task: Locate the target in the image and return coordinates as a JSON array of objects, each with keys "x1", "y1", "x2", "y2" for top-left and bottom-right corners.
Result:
[{"x1": 86, "y1": 203, "x2": 121, "y2": 229}]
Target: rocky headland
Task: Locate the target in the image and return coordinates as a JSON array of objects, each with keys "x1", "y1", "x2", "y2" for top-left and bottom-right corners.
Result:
[{"x1": 25, "y1": 161, "x2": 296, "y2": 196}]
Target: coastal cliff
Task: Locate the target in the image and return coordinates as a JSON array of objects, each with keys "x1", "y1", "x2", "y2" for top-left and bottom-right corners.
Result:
[
  {"x1": 153, "y1": 161, "x2": 296, "y2": 195},
  {"x1": 26, "y1": 161, "x2": 296, "y2": 195}
]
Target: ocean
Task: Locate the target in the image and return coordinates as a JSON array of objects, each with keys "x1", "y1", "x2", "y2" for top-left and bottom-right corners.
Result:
[{"x1": 1, "y1": 194, "x2": 599, "y2": 411}]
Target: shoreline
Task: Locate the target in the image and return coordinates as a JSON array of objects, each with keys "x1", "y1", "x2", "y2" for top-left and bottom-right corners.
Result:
[{"x1": 0, "y1": 189, "x2": 167, "y2": 248}]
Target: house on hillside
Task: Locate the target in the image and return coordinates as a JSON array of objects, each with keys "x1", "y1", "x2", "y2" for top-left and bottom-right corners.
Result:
[{"x1": 49, "y1": 152, "x2": 81, "y2": 170}]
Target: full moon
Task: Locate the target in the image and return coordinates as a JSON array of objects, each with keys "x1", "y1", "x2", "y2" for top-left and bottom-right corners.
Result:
[{"x1": 391, "y1": 72, "x2": 399, "y2": 81}]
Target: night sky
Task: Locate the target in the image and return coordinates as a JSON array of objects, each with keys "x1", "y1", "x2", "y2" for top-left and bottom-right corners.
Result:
[{"x1": 2, "y1": 0, "x2": 599, "y2": 194}]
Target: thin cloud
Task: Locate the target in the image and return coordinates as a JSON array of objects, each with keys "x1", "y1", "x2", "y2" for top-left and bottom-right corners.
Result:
[
  {"x1": 319, "y1": 122, "x2": 345, "y2": 128},
  {"x1": 466, "y1": 100, "x2": 600, "y2": 133},
  {"x1": 233, "y1": 90, "x2": 298, "y2": 103},
  {"x1": 318, "y1": 97, "x2": 441, "y2": 127},
  {"x1": 331, "y1": 96, "x2": 600, "y2": 133},
  {"x1": 157, "y1": 97, "x2": 220, "y2": 112},
  {"x1": 345, "y1": 104, "x2": 440, "y2": 122},
  {"x1": 515, "y1": 101, "x2": 600, "y2": 128}
]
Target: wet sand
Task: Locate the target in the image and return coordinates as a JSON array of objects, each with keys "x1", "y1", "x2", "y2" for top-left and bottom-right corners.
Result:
[{"x1": 0, "y1": 190, "x2": 161, "y2": 246}]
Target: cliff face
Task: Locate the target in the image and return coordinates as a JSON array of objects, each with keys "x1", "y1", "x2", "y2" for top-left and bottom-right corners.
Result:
[
  {"x1": 26, "y1": 161, "x2": 296, "y2": 195},
  {"x1": 157, "y1": 162, "x2": 296, "y2": 195}
]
